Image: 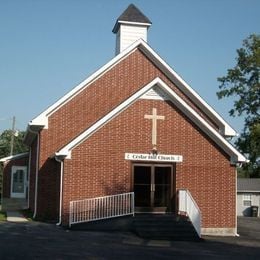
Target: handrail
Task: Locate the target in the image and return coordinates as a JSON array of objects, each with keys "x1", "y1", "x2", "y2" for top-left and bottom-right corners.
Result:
[
  {"x1": 69, "y1": 192, "x2": 134, "y2": 227},
  {"x1": 178, "y1": 189, "x2": 201, "y2": 237}
]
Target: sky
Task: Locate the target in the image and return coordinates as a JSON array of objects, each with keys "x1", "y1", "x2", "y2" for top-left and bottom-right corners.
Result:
[{"x1": 0, "y1": 0, "x2": 259, "y2": 135}]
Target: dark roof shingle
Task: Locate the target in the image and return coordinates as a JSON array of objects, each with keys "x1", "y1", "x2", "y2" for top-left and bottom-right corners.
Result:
[
  {"x1": 237, "y1": 178, "x2": 260, "y2": 192},
  {"x1": 113, "y1": 4, "x2": 152, "y2": 33}
]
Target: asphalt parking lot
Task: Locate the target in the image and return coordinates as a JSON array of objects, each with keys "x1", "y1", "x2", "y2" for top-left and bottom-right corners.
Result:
[{"x1": 0, "y1": 217, "x2": 260, "y2": 259}]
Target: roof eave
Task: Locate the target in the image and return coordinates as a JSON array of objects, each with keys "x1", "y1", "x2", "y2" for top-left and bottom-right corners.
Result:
[
  {"x1": 54, "y1": 151, "x2": 71, "y2": 160},
  {"x1": 231, "y1": 155, "x2": 248, "y2": 165},
  {"x1": 26, "y1": 40, "x2": 143, "y2": 133},
  {"x1": 138, "y1": 43, "x2": 237, "y2": 137},
  {"x1": 27, "y1": 38, "x2": 237, "y2": 143},
  {"x1": 112, "y1": 20, "x2": 152, "y2": 33},
  {"x1": 0, "y1": 152, "x2": 29, "y2": 163},
  {"x1": 24, "y1": 122, "x2": 45, "y2": 145},
  {"x1": 55, "y1": 77, "x2": 247, "y2": 164}
]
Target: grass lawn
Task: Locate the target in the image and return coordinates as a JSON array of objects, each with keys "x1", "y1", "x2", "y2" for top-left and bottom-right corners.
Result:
[{"x1": 0, "y1": 211, "x2": 6, "y2": 221}]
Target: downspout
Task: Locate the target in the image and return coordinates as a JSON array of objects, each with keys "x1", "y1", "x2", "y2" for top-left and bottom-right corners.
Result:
[
  {"x1": 27, "y1": 147, "x2": 32, "y2": 209},
  {"x1": 55, "y1": 157, "x2": 64, "y2": 226},
  {"x1": 235, "y1": 165, "x2": 240, "y2": 237},
  {"x1": 26, "y1": 124, "x2": 45, "y2": 218},
  {"x1": 33, "y1": 133, "x2": 40, "y2": 219}
]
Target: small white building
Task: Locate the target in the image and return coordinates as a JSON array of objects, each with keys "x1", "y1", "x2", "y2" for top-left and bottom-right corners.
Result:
[{"x1": 237, "y1": 178, "x2": 260, "y2": 217}]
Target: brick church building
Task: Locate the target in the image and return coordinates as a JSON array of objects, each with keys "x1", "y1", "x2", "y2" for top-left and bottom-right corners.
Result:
[{"x1": 1, "y1": 4, "x2": 246, "y2": 236}]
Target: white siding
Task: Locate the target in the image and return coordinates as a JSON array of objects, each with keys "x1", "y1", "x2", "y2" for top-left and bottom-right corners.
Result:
[
  {"x1": 115, "y1": 24, "x2": 148, "y2": 54},
  {"x1": 237, "y1": 192, "x2": 260, "y2": 216}
]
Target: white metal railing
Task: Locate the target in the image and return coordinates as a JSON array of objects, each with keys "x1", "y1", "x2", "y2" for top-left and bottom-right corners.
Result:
[
  {"x1": 178, "y1": 189, "x2": 201, "y2": 237},
  {"x1": 69, "y1": 192, "x2": 134, "y2": 227}
]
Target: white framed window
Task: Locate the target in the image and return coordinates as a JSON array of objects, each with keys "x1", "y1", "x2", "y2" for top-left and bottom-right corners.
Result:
[{"x1": 243, "y1": 194, "x2": 252, "y2": 206}]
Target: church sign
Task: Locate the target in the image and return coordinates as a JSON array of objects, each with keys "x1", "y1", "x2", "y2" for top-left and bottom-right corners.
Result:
[{"x1": 125, "y1": 153, "x2": 183, "y2": 163}]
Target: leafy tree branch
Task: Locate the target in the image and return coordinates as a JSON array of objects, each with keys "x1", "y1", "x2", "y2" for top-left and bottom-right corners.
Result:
[{"x1": 217, "y1": 34, "x2": 260, "y2": 177}]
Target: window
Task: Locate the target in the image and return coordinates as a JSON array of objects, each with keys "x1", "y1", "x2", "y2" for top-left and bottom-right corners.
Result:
[{"x1": 243, "y1": 194, "x2": 252, "y2": 206}]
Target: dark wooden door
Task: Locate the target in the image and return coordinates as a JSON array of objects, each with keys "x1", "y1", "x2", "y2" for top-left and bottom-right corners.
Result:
[{"x1": 133, "y1": 164, "x2": 173, "y2": 212}]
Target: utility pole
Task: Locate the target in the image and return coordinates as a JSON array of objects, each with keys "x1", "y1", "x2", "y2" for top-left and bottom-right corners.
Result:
[{"x1": 10, "y1": 116, "x2": 16, "y2": 156}]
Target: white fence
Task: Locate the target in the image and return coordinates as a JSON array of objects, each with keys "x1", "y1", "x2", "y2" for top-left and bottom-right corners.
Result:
[
  {"x1": 178, "y1": 189, "x2": 201, "y2": 237},
  {"x1": 69, "y1": 192, "x2": 135, "y2": 227}
]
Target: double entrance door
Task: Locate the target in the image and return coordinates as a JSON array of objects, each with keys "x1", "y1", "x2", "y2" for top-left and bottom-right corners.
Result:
[{"x1": 133, "y1": 164, "x2": 174, "y2": 212}]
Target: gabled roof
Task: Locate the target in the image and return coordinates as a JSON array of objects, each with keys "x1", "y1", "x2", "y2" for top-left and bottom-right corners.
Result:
[
  {"x1": 0, "y1": 152, "x2": 29, "y2": 163},
  {"x1": 112, "y1": 4, "x2": 152, "y2": 33},
  {"x1": 26, "y1": 38, "x2": 237, "y2": 145},
  {"x1": 237, "y1": 178, "x2": 260, "y2": 192},
  {"x1": 55, "y1": 77, "x2": 246, "y2": 164}
]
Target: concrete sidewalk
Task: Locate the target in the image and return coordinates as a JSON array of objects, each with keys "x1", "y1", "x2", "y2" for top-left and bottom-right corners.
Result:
[{"x1": 6, "y1": 211, "x2": 28, "y2": 222}]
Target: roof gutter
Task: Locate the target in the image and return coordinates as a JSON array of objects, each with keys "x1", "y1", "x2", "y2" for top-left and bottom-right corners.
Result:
[
  {"x1": 24, "y1": 123, "x2": 45, "y2": 146},
  {"x1": 55, "y1": 154, "x2": 66, "y2": 226}
]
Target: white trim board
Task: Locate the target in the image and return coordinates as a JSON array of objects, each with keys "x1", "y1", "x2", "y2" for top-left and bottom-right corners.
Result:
[
  {"x1": 0, "y1": 152, "x2": 29, "y2": 163},
  {"x1": 28, "y1": 43, "x2": 138, "y2": 129},
  {"x1": 139, "y1": 43, "x2": 236, "y2": 136},
  {"x1": 117, "y1": 21, "x2": 152, "y2": 27},
  {"x1": 55, "y1": 77, "x2": 246, "y2": 163},
  {"x1": 27, "y1": 39, "x2": 236, "y2": 137}
]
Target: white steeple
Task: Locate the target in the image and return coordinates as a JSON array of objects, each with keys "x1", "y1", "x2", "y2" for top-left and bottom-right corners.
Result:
[{"x1": 112, "y1": 4, "x2": 152, "y2": 55}]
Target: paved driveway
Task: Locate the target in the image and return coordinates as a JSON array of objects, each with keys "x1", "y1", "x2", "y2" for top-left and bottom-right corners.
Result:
[{"x1": 0, "y1": 217, "x2": 260, "y2": 259}]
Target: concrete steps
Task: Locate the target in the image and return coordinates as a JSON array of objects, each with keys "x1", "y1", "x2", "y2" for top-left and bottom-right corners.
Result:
[
  {"x1": 71, "y1": 213, "x2": 200, "y2": 241},
  {"x1": 2, "y1": 198, "x2": 27, "y2": 211},
  {"x1": 133, "y1": 214, "x2": 200, "y2": 241}
]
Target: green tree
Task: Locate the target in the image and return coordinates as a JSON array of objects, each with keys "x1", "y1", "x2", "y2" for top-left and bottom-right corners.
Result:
[
  {"x1": 0, "y1": 130, "x2": 28, "y2": 158},
  {"x1": 217, "y1": 34, "x2": 260, "y2": 177}
]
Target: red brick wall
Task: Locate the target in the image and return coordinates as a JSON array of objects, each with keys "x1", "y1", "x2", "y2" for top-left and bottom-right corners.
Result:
[
  {"x1": 62, "y1": 99, "x2": 236, "y2": 228},
  {"x1": 29, "y1": 135, "x2": 60, "y2": 221},
  {"x1": 42, "y1": 49, "x2": 219, "y2": 159},
  {"x1": 35, "y1": 48, "x2": 233, "y2": 225},
  {"x1": 2, "y1": 156, "x2": 29, "y2": 198},
  {"x1": 36, "y1": 157, "x2": 60, "y2": 221}
]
